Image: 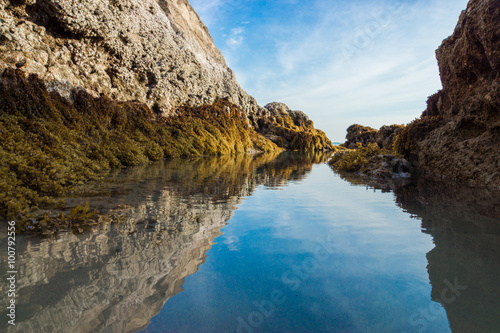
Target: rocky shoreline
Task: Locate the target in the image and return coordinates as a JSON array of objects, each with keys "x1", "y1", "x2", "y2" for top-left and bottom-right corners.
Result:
[
  {"x1": 333, "y1": 0, "x2": 499, "y2": 186},
  {"x1": 0, "y1": 0, "x2": 332, "y2": 222}
]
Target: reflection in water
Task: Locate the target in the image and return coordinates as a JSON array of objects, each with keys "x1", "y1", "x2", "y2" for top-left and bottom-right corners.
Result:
[
  {"x1": 0, "y1": 152, "x2": 330, "y2": 333},
  {"x1": 339, "y1": 172, "x2": 500, "y2": 333},
  {"x1": 2, "y1": 152, "x2": 498, "y2": 333},
  {"x1": 394, "y1": 179, "x2": 500, "y2": 333}
]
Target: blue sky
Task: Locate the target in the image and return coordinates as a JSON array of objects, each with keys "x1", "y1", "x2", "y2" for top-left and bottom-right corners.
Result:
[{"x1": 190, "y1": 0, "x2": 469, "y2": 141}]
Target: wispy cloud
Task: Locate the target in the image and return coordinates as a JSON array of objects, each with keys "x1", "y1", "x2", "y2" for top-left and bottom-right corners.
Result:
[{"x1": 226, "y1": 27, "x2": 245, "y2": 46}]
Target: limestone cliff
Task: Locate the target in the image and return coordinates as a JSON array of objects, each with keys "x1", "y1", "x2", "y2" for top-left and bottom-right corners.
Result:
[
  {"x1": 395, "y1": 0, "x2": 500, "y2": 185},
  {"x1": 0, "y1": 0, "x2": 257, "y2": 115},
  {"x1": 0, "y1": 0, "x2": 329, "y2": 134}
]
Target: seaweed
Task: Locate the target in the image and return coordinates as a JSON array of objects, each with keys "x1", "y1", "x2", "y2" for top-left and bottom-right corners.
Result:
[
  {"x1": 0, "y1": 68, "x2": 279, "y2": 221},
  {"x1": 393, "y1": 116, "x2": 443, "y2": 158},
  {"x1": 328, "y1": 143, "x2": 393, "y2": 172}
]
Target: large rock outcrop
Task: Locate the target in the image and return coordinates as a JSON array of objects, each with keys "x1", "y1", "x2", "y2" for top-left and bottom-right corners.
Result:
[
  {"x1": 0, "y1": 0, "x2": 333, "y2": 220},
  {"x1": 0, "y1": 0, "x2": 330, "y2": 135},
  {"x1": 0, "y1": 0, "x2": 259, "y2": 116},
  {"x1": 395, "y1": 0, "x2": 500, "y2": 185}
]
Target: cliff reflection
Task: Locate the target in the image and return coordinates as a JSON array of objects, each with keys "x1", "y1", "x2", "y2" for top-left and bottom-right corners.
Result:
[
  {"x1": 0, "y1": 152, "x2": 329, "y2": 333},
  {"x1": 338, "y1": 172, "x2": 500, "y2": 333}
]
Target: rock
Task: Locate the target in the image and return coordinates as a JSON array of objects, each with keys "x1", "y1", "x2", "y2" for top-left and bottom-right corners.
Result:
[
  {"x1": 394, "y1": 0, "x2": 500, "y2": 186},
  {"x1": 361, "y1": 154, "x2": 413, "y2": 179},
  {"x1": 344, "y1": 124, "x2": 403, "y2": 150},
  {"x1": 345, "y1": 124, "x2": 378, "y2": 149},
  {"x1": 377, "y1": 125, "x2": 404, "y2": 150},
  {"x1": 0, "y1": 0, "x2": 335, "y2": 218},
  {"x1": 0, "y1": 0, "x2": 330, "y2": 146},
  {"x1": 0, "y1": 0, "x2": 259, "y2": 117},
  {"x1": 255, "y1": 102, "x2": 333, "y2": 151}
]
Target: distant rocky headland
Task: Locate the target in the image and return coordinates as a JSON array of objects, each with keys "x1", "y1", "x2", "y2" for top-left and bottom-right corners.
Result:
[
  {"x1": 0, "y1": 0, "x2": 331, "y2": 220},
  {"x1": 334, "y1": 0, "x2": 499, "y2": 186}
]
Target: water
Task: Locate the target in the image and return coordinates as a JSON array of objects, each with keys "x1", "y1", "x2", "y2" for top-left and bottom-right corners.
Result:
[{"x1": 1, "y1": 152, "x2": 499, "y2": 332}]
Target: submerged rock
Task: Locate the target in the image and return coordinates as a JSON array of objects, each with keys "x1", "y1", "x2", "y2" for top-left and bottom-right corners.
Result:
[{"x1": 361, "y1": 154, "x2": 413, "y2": 179}]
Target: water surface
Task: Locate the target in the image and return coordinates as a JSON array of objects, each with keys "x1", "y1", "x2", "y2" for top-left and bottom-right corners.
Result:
[{"x1": 1, "y1": 152, "x2": 499, "y2": 332}]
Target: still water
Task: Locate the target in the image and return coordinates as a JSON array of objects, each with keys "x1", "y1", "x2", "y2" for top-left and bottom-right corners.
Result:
[{"x1": 1, "y1": 152, "x2": 499, "y2": 332}]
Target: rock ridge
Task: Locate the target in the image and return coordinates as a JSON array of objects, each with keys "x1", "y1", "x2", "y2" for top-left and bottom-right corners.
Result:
[{"x1": 394, "y1": 0, "x2": 500, "y2": 185}]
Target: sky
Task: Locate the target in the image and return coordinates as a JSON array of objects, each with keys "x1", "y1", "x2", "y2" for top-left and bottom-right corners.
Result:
[{"x1": 190, "y1": 0, "x2": 469, "y2": 141}]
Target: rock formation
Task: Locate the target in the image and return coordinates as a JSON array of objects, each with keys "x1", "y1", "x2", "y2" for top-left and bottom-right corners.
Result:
[
  {"x1": 0, "y1": 0, "x2": 330, "y2": 133},
  {"x1": 0, "y1": 0, "x2": 333, "y2": 220},
  {"x1": 394, "y1": 0, "x2": 500, "y2": 185},
  {"x1": 257, "y1": 102, "x2": 333, "y2": 150},
  {"x1": 344, "y1": 124, "x2": 403, "y2": 150},
  {"x1": 0, "y1": 0, "x2": 256, "y2": 116}
]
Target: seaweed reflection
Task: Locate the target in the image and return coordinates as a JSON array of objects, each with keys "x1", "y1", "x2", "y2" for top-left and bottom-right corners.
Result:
[{"x1": 0, "y1": 152, "x2": 329, "y2": 333}]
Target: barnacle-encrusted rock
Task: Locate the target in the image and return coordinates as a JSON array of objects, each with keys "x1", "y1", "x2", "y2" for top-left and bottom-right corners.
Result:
[
  {"x1": 0, "y1": 0, "x2": 330, "y2": 141},
  {"x1": 0, "y1": 0, "x2": 260, "y2": 116},
  {"x1": 256, "y1": 102, "x2": 333, "y2": 151}
]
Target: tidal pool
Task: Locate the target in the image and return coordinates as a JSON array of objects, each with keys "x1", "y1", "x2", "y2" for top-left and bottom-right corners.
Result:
[{"x1": 1, "y1": 152, "x2": 499, "y2": 332}]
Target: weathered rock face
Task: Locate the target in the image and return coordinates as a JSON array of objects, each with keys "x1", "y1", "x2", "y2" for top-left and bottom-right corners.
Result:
[
  {"x1": 0, "y1": 0, "x2": 334, "y2": 219},
  {"x1": 0, "y1": 0, "x2": 331, "y2": 139},
  {"x1": 344, "y1": 124, "x2": 403, "y2": 150},
  {"x1": 395, "y1": 0, "x2": 500, "y2": 185},
  {"x1": 0, "y1": 0, "x2": 260, "y2": 116}
]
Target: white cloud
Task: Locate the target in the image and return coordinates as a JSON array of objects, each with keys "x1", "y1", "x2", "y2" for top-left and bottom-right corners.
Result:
[
  {"x1": 226, "y1": 26, "x2": 245, "y2": 46},
  {"x1": 237, "y1": 0, "x2": 468, "y2": 140}
]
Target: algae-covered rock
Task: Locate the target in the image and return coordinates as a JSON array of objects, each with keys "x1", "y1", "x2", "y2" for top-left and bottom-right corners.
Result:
[
  {"x1": 329, "y1": 142, "x2": 412, "y2": 180},
  {"x1": 0, "y1": 0, "x2": 333, "y2": 220},
  {"x1": 0, "y1": 0, "x2": 331, "y2": 140},
  {"x1": 394, "y1": 0, "x2": 500, "y2": 185},
  {"x1": 0, "y1": 68, "x2": 278, "y2": 220},
  {"x1": 256, "y1": 102, "x2": 333, "y2": 151},
  {"x1": 345, "y1": 124, "x2": 379, "y2": 149},
  {"x1": 344, "y1": 124, "x2": 404, "y2": 150}
]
